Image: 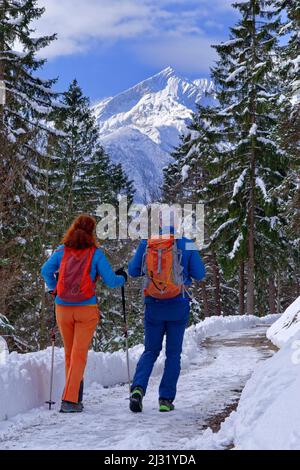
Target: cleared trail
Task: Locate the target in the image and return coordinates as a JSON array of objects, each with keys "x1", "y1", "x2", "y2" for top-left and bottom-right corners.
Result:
[{"x1": 0, "y1": 326, "x2": 274, "y2": 450}]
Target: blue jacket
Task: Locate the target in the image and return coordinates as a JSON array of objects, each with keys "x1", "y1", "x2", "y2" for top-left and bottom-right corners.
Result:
[
  {"x1": 128, "y1": 237, "x2": 205, "y2": 304},
  {"x1": 41, "y1": 245, "x2": 125, "y2": 306}
]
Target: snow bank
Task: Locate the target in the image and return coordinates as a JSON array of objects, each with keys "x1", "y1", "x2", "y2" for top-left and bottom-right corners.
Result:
[
  {"x1": 0, "y1": 337, "x2": 9, "y2": 366},
  {"x1": 0, "y1": 315, "x2": 278, "y2": 421},
  {"x1": 205, "y1": 329, "x2": 300, "y2": 450},
  {"x1": 267, "y1": 296, "x2": 300, "y2": 348},
  {"x1": 0, "y1": 348, "x2": 66, "y2": 421},
  {"x1": 233, "y1": 330, "x2": 300, "y2": 450},
  {"x1": 201, "y1": 298, "x2": 300, "y2": 450}
]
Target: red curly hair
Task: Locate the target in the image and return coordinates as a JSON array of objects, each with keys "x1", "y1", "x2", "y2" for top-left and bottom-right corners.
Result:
[{"x1": 62, "y1": 214, "x2": 98, "y2": 249}]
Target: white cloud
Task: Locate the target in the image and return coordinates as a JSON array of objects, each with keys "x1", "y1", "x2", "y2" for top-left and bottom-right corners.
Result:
[
  {"x1": 33, "y1": 0, "x2": 235, "y2": 71},
  {"x1": 150, "y1": 0, "x2": 233, "y2": 9},
  {"x1": 35, "y1": 0, "x2": 154, "y2": 57}
]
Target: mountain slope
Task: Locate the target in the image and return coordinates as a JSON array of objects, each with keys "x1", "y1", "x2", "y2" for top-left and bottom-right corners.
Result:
[{"x1": 93, "y1": 67, "x2": 215, "y2": 201}]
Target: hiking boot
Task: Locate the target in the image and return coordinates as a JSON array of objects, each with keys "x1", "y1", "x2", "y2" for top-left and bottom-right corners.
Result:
[
  {"x1": 129, "y1": 386, "x2": 144, "y2": 413},
  {"x1": 159, "y1": 399, "x2": 175, "y2": 412},
  {"x1": 60, "y1": 400, "x2": 83, "y2": 413}
]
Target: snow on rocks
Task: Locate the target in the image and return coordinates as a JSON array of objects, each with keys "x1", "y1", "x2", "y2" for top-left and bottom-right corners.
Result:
[{"x1": 0, "y1": 315, "x2": 278, "y2": 422}]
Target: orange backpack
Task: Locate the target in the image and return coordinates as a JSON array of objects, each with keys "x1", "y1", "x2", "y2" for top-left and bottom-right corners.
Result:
[
  {"x1": 56, "y1": 246, "x2": 97, "y2": 302},
  {"x1": 143, "y1": 236, "x2": 184, "y2": 300}
]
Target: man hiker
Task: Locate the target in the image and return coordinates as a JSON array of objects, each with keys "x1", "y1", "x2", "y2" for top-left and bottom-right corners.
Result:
[
  {"x1": 128, "y1": 218, "x2": 205, "y2": 413},
  {"x1": 41, "y1": 214, "x2": 127, "y2": 413}
]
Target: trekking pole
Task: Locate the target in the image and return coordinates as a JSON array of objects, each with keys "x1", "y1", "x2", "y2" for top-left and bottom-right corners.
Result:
[
  {"x1": 45, "y1": 294, "x2": 56, "y2": 410},
  {"x1": 121, "y1": 285, "x2": 131, "y2": 396}
]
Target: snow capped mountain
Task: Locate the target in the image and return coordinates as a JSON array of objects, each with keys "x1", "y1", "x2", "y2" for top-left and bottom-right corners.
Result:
[{"x1": 93, "y1": 66, "x2": 215, "y2": 201}]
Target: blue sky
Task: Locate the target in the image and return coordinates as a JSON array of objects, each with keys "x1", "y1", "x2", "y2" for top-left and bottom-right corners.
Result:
[{"x1": 36, "y1": 0, "x2": 239, "y2": 102}]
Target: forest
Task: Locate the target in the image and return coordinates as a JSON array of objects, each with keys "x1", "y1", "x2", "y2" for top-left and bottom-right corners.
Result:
[{"x1": 0, "y1": 0, "x2": 299, "y2": 353}]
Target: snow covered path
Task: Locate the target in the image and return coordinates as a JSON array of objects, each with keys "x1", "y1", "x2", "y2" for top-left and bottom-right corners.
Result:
[{"x1": 0, "y1": 326, "x2": 274, "y2": 450}]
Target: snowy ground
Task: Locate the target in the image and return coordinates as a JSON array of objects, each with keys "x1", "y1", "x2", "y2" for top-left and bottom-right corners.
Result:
[
  {"x1": 202, "y1": 297, "x2": 300, "y2": 450},
  {"x1": 267, "y1": 296, "x2": 300, "y2": 348},
  {"x1": 0, "y1": 326, "x2": 275, "y2": 450}
]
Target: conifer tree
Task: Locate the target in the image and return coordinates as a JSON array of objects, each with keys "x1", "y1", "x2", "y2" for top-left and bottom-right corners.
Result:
[
  {"x1": 277, "y1": 0, "x2": 300, "y2": 232},
  {"x1": 275, "y1": 0, "x2": 300, "y2": 304},
  {"x1": 162, "y1": 1, "x2": 293, "y2": 316},
  {"x1": 51, "y1": 80, "x2": 134, "y2": 237},
  {"x1": 162, "y1": 106, "x2": 238, "y2": 317},
  {"x1": 50, "y1": 80, "x2": 136, "y2": 352},
  {"x1": 0, "y1": 0, "x2": 59, "y2": 345},
  {"x1": 206, "y1": 0, "x2": 287, "y2": 314}
]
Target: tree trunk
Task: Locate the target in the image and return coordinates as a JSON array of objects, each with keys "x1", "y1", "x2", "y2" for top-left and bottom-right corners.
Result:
[
  {"x1": 246, "y1": 197, "x2": 255, "y2": 314},
  {"x1": 277, "y1": 273, "x2": 281, "y2": 314},
  {"x1": 268, "y1": 276, "x2": 276, "y2": 314},
  {"x1": 0, "y1": 3, "x2": 5, "y2": 80},
  {"x1": 200, "y1": 281, "x2": 209, "y2": 317},
  {"x1": 246, "y1": 1, "x2": 257, "y2": 316},
  {"x1": 38, "y1": 143, "x2": 53, "y2": 347},
  {"x1": 0, "y1": 1, "x2": 6, "y2": 123},
  {"x1": 239, "y1": 261, "x2": 245, "y2": 315},
  {"x1": 39, "y1": 284, "x2": 47, "y2": 349},
  {"x1": 211, "y1": 252, "x2": 222, "y2": 316}
]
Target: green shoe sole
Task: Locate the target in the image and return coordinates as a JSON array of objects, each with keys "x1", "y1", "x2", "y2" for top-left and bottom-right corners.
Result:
[{"x1": 159, "y1": 404, "x2": 174, "y2": 412}]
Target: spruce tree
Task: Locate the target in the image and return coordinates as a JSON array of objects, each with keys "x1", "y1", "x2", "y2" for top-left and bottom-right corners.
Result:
[
  {"x1": 50, "y1": 80, "x2": 134, "y2": 238},
  {"x1": 275, "y1": 0, "x2": 300, "y2": 304},
  {"x1": 0, "y1": 0, "x2": 59, "y2": 347},
  {"x1": 51, "y1": 80, "x2": 98, "y2": 232},
  {"x1": 277, "y1": 0, "x2": 300, "y2": 232},
  {"x1": 162, "y1": 1, "x2": 293, "y2": 316},
  {"x1": 110, "y1": 162, "x2": 135, "y2": 205},
  {"x1": 50, "y1": 80, "x2": 136, "y2": 352},
  {"x1": 207, "y1": 0, "x2": 287, "y2": 314},
  {"x1": 162, "y1": 106, "x2": 238, "y2": 317}
]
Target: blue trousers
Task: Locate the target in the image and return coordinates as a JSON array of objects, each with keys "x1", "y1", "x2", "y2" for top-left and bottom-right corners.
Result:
[{"x1": 132, "y1": 301, "x2": 189, "y2": 401}]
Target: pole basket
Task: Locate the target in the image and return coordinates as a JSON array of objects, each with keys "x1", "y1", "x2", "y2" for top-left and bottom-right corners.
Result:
[{"x1": 45, "y1": 400, "x2": 56, "y2": 410}]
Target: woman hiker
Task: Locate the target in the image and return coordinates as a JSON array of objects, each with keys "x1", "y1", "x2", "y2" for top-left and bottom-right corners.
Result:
[
  {"x1": 41, "y1": 214, "x2": 127, "y2": 413},
  {"x1": 128, "y1": 223, "x2": 205, "y2": 413}
]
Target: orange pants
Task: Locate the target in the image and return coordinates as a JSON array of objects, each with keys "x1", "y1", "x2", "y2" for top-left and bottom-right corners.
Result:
[{"x1": 56, "y1": 305, "x2": 99, "y2": 403}]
